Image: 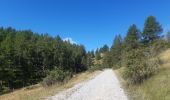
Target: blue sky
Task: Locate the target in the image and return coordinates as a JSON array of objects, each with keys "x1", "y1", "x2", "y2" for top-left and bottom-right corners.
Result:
[{"x1": 0, "y1": 0, "x2": 170, "y2": 51}]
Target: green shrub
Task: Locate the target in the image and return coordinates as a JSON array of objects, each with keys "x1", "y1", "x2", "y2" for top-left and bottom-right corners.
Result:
[
  {"x1": 150, "y1": 40, "x2": 168, "y2": 54},
  {"x1": 42, "y1": 68, "x2": 72, "y2": 87},
  {"x1": 123, "y1": 47, "x2": 159, "y2": 84},
  {"x1": 0, "y1": 86, "x2": 11, "y2": 95},
  {"x1": 88, "y1": 64, "x2": 104, "y2": 72}
]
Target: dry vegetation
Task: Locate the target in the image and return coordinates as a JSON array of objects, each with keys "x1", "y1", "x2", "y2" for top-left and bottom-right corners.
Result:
[
  {"x1": 117, "y1": 48, "x2": 170, "y2": 100},
  {"x1": 0, "y1": 71, "x2": 101, "y2": 100}
]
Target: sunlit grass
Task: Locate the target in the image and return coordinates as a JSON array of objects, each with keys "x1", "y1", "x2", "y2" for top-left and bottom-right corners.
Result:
[{"x1": 126, "y1": 68, "x2": 170, "y2": 100}]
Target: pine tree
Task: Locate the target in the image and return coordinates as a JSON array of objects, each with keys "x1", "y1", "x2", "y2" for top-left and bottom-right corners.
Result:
[
  {"x1": 124, "y1": 24, "x2": 140, "y2": 50},
  {"x1": 143, "y1": 16, "x2": 163, "y2": 43},
  {"x1": 99, "y1": 44, "x2": 109, "y2": 53},
  {"x1": 110, "y1": 34, "x2": 122, "y2": 68},
  {"x1": 0, "y1": 27, "x2": 89, "y2": 93}
]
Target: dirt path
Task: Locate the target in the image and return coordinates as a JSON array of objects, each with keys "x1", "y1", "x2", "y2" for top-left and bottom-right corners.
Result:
[{"x1": 48, "y1": 69, "x2": 128, "y2": 100}]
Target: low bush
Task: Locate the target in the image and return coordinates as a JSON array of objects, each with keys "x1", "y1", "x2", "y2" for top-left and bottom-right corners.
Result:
[
  {"x1": 123, "y1": 47, "x2": 159, "y2": 84},
  {"x1": 42, "y1": 68, "x2": 72, "y2": 87},
  {"x1": 88, "y1": 64, "x2": 104, "y2": 72},
  {"x1": 0, "y1": 86, "x2": 11, "y2": 95},
  {"x1": 151, "y1": 40, "x2": 168, "y2": 54}
]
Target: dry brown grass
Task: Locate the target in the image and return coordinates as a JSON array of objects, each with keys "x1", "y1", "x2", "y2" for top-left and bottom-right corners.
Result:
[
  {"x1": 0, "y1": 71, "x2": 101, "y2": 100},
  {"x1": 159, "y1": 49, "x2": 170, "y2": 69}
]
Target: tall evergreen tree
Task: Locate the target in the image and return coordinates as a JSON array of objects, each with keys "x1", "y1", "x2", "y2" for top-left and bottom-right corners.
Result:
[
  {"x1": 110, "y1": 34, "x2": 122, "y2": 68},
  {"x1": 99, "y1": 44, "x2": 109, "y2": 53},
  {"x1": 0, "y1": 27, "x2": 89, "y2": 93},
  {"x1": 111, "y1": 35, "x2": 122, "y2": 49},
  {"x1": 143, "y1": 16, "x2": 163, "y2": 43},
  {"x1": 124, "y1": 24, "x2": 140, "y2": 49}
]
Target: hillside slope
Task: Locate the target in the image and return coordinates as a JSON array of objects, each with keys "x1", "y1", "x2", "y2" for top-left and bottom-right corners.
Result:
[
  {"x1": 122, "y1": 49, "x2": 170, "y2": 100},
  {"x1": 0, "y1": 71, "x2": 100, "y2": 100}
]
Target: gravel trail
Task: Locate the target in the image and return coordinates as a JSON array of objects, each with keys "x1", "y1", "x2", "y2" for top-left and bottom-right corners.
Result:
[{"x1": 48, "y1": 69, "x2": 128, "y2": 100}]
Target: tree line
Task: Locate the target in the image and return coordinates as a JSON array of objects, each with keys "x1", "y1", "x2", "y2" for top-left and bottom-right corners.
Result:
[
  {"x1": 0, "y1": 28, "x2": 88, "y2": 93},
  {"x1": 99, "y1": 16, "x2": 170, "y2": 84},
  {"x1": 1, "y1": 15, "x2": 170, "y2": 94}
]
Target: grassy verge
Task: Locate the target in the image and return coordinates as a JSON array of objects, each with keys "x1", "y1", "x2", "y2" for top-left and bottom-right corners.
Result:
[
  {"x1": 0, "y1": 71, "x2": 101, "y2": 100},
  {"x1": 116, "y1": 49, "x2": 170, "y2": 100}
]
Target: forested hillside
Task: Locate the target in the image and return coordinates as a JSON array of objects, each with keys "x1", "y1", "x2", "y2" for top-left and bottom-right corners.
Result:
[
  {"x1": 0, "y1": 28, "x2": 90, "y2": 93},
  {"x1": 97, "y1": 16, "x2": 170, "y2": 84}
]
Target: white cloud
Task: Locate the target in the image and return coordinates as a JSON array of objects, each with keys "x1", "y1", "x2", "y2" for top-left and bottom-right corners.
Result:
[{"x1": 63, "y1": 37, "x2": 77, "y2": 44}]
